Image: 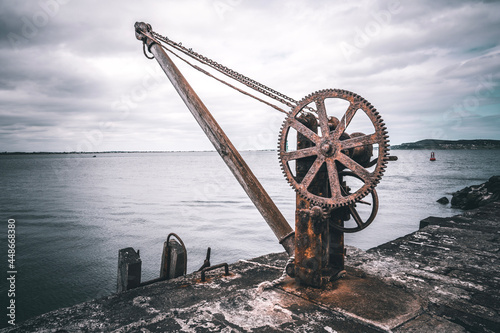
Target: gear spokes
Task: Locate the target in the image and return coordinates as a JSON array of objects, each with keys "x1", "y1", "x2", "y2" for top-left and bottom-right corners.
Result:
[{"x1": 278, "y1": 89, "x2": 390, "y2": 208}]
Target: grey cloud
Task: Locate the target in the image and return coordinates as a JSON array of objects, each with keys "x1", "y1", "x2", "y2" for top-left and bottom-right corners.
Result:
[{"x1": 0, "y1": 0, "x2": 499, "y2": 152}]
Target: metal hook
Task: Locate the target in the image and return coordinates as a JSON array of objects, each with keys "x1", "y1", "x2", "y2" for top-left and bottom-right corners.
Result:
[{"x1": 143, "y1": 41, "x2": 154, "y2": 59}]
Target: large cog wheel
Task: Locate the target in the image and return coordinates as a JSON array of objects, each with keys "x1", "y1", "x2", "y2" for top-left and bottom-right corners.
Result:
[{"x1": 278, "y1": 89, "x2": 390, "y2": 208}]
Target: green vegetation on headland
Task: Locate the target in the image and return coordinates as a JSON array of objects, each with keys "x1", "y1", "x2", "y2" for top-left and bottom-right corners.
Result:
[{"x1": 392, "y1": 139, "x2": 500, "y2": 150}]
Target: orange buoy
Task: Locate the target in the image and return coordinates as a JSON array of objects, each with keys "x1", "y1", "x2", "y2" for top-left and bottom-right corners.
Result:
[{"x1": 430, "y1": 152, "x2": 436, "y2": 161}]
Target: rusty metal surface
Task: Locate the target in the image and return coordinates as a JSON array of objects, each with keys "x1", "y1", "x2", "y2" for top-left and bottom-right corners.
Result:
[
  {"x1": 279, "y1": 89, "x2": 391, "y2": 208},
  {"x1": 293, "y1": 115, "x2": 348, "y2": 287},
  {"x1": 281, "y1": 266, "x2": 425, "y2": 330},
  {"x1": 294, "y1": 202, "x2": 329, "y2": 287},
  {"x1": 346, "y1": 191, "x2": 379, "y2": 233},
  {"x1": 200, "y1": 263, "x2": 229, "y2": 282},
  {"x1": 291, "y1": 105, "x2": 386, "y2": 286},
  {"x1": 293, "y1": 115, "x2": 325, "y2": 287},
  {"x1": 331, "y1": 171, "x2": 380, "y2": 233}
]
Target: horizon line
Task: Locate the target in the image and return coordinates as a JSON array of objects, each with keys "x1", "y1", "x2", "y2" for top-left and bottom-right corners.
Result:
[{"x1": 0, "y1": 149, "x2": 279, "y2": 154}]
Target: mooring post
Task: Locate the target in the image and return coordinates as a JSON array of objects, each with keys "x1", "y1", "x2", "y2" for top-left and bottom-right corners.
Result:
[
  {"x1": 117, "y1": 247, "x2": 142, "y2": 292},
  {"x1": 134, "y1": 22, "x2": 294, "y2": 255},
  {"x1": 160, "y1": 236, "x2": 186, "y2": 280}
]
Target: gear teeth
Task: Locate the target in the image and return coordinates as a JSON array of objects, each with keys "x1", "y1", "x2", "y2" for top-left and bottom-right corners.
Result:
[{"x1": 279, "y1": 89, "x2": 390, "y2": 209}]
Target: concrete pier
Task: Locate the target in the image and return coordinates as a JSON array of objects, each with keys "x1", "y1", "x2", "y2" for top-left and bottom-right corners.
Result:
[
  {"x1": 347, "y1": 201, "x2": 500, "y2": 332},
  {"x1": 2, "y1": 202, "x2": 499, "y2": 332}
]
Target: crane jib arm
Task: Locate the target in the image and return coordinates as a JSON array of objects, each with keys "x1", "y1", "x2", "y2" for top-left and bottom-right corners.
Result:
[{"x1": 134, "y1": 22, "x2": 294, "y2": 256}]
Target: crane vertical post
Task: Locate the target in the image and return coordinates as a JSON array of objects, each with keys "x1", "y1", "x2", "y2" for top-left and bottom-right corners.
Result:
[{"x1": 135, "y1": 22, "x2": 294, "y2": 255}]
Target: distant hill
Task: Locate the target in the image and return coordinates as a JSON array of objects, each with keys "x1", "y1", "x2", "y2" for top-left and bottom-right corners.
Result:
[{"x1": 392, "y1": 139, "x2": 500, "y2": 150}]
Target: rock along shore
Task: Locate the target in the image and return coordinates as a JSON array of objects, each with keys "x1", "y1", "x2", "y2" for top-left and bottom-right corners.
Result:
[
  {"x1": 2, "y1": 202, "x2": 499, "y2": 333},
  {"x1": 450, "y1": 176, "x2": 500, "y2": 210}
]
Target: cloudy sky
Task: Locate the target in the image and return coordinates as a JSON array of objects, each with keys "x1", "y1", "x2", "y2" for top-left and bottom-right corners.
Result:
[{"x1": 1, "y1": 0, "x2": 499, "y2": 152}]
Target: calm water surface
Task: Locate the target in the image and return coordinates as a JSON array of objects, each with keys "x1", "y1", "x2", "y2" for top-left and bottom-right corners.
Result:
[{"x1": 1, "y1": 150, "x2": 499, "y2": 326}]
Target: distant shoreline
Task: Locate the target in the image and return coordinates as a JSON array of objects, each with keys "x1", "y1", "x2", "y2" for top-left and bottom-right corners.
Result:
[
  {"x1": 391, "y1": 139, "x2": 500, "y2": 150},
  {"x1": 392, "y1": 147, "x2": 500, "y2": 150},
  {"x1": 3, "y1": 139, "x2": 500, "y2": 154}
]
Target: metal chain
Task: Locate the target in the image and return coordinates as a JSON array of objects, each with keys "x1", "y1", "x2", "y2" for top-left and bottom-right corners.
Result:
[
  {"x1": 164, "y1": 46, "x2": 288, "y2": 114},
  {"x1": 150, "y1": 30, "x2": 300, "y2": 112}
]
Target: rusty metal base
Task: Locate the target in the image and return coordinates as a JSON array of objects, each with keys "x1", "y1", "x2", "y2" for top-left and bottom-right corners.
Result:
[{"x1": 282, "y1": 266, "x2": 424, "y2": 330}]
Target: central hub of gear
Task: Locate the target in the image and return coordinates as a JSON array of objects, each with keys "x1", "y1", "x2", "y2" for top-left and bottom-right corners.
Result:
[{"x1": 320, "y1": 139, "x2": 336, "y2": 157}]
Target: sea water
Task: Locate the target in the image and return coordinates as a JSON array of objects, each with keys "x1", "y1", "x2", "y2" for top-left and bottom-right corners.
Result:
[{"x1": 1, "y1": 149, "x2": 499, "y2": 325}]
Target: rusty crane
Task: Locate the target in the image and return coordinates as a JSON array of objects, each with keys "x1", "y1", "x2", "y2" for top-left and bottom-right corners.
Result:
[{"x1": 133, "y1": 22, "x2": 397, "y2": 288}]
